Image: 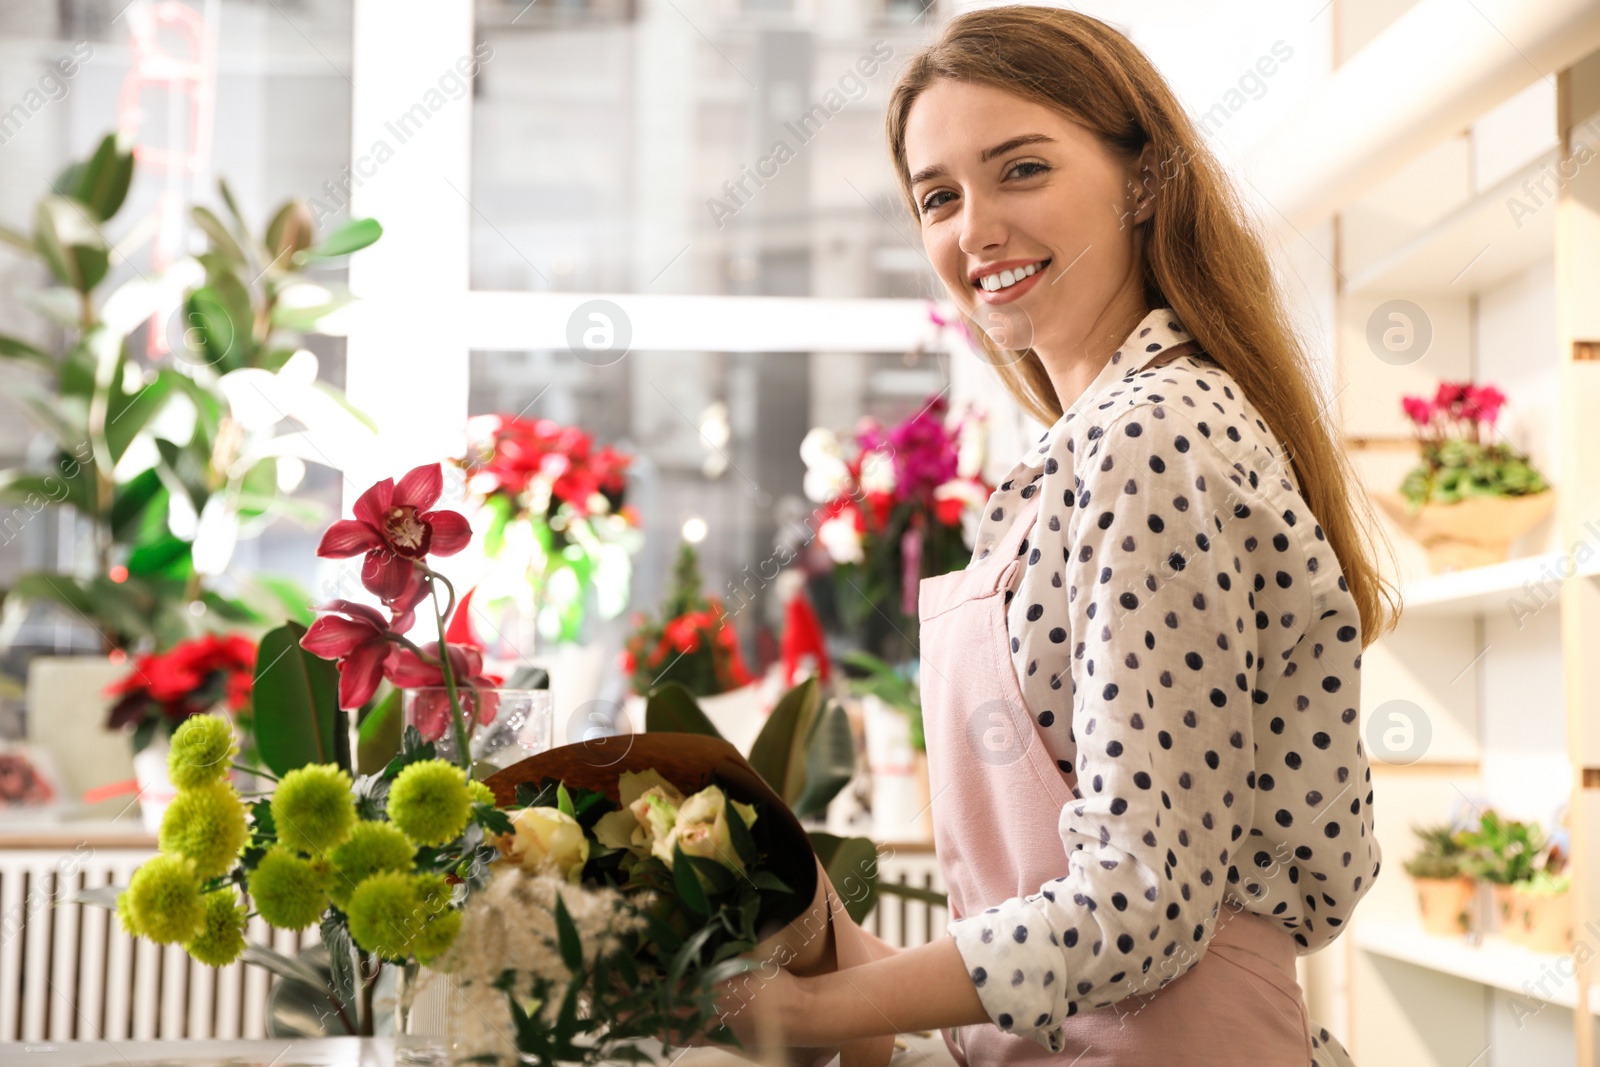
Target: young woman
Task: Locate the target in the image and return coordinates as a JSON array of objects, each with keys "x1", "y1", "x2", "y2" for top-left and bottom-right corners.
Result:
[{"x1": 714, "y1": 8, "x2": 1401, "y2": 1066}]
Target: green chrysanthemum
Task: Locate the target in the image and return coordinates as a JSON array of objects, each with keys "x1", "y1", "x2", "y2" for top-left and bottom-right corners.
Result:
[
  {"x1": 346, "y1": 870, "x2": 426, "y2": 960},
  {"x1": 411, "y1": 906, "x2": 461, "y2": 966},
  {"x1": 271, "y1": 765, "x2": 357, "y2": 855},
  {"x1": 248, "y1": 845, "x2": 330, "y2": 930},
  {"x1": 327, "y1": 820, "x2": 416, "y2": 908},
  {"x1": 186, "y1": 889, "x2": 248, "y2": 967},
  {"x1": 467, "y1": 780, "x2": 494, "y2": 807},
  {"x1": 124, "y1": 854, "x2": 205, "y2": 944},
  {"x1": 167, "y1": 714, "x2": 239, "y2": 789},
  {"x1": 115, "y1": 887, "x2": 143, "y2": 938},
  {"x1": 158, "y1": 781, "x2": 248, "y2": 879},
  {"x1": 387, "y1": 761, "x2": 471, "y2": 847}
]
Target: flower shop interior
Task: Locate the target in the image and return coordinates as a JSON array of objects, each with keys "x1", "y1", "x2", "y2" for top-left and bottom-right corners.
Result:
[{"x1": 2, "y1": 0, "x2": 1600, "y2": 1064}]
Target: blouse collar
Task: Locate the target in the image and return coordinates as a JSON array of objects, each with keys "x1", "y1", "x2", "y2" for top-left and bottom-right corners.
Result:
[{"x1": 1016, "y1": 307, "x2": 1197, "y2": 470}]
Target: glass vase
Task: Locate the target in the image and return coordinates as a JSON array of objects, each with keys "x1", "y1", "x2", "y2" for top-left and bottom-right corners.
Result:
[{"x1": 402, "y1": 687, "x2": 554, "y2": 773}]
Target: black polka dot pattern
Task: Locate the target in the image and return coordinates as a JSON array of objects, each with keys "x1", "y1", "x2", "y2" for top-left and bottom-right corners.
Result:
[{"x1": 949, "y1": 309, "x2": 1378, "y2": 1059}]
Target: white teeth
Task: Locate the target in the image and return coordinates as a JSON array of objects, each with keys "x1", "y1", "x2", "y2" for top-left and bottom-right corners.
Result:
[{"x1": 979, "y1": 260, "x2": 1047, "y2": 292}]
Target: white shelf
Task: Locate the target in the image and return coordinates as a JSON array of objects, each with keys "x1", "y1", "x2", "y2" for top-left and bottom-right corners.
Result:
[
  {"x1": 1398, "y1": 550, "x2": 1600, "y2": 619},
  {"x1": 1346, "y1": 147, "x2": 1559, "y2": 296},
  {"x1": 1353, "y1": 920, "x2": 1598, "y2": 1014}
]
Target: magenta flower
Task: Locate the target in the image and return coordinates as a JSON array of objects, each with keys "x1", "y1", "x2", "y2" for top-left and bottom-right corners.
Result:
[
  {"x1": 300, "y1": 601, "x2": 396, "y2": 710},
  {"x1": 1401, "y1": 396, "x2": 1434, "y2": 426},
  {"x1": 1463, "y1": 384, "x2": 1506, "y2": 427},
  {"x1": 316, "y1": 464, "x2": 472, "y2": 602}
]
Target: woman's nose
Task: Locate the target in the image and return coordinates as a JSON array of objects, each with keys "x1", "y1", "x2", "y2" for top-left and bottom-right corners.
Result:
[{"x1": 956, "y1": 194, "x2": 1009, "y2": 256}]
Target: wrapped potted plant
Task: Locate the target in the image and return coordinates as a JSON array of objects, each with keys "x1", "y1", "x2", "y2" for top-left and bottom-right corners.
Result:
[
  {"x1": 1374, "y1": 380, "x2": 1554, "y2": 572},
  {"x1": 1401, "y1": 821, "x2": 1475, "y2": 938},
  {"x1": 1459, "y1": 810, "x2": 1545, "y2": 945},
  {"x1": 622, "y1": 543, "x2": 758, "y2": 750}
]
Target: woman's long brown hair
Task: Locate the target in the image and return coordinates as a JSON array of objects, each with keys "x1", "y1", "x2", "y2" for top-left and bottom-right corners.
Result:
[{"x1": 885, "y1": 5, "x2": 1401, "y2": 648}]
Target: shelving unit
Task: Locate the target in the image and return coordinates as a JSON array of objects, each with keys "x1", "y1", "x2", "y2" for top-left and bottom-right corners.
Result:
[{"x1": 1306, "y1": 35, "x2": 1600, "y2": 1067}]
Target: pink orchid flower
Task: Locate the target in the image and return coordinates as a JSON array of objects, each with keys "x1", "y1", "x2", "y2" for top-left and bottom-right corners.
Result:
[
  {"x1": 300, "y1": 600, "x2": 397, "y2": 710},
  {"x1": 316, "y1": 464, "x2": 472, "y2": 602}
]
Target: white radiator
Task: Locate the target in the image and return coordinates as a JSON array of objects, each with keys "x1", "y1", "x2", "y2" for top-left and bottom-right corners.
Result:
[
  {"x1": 0, "y1": 846, "x2": 317, "y2": 1043},
  {"x1": 0, "y1": 842, "x2": 944, "y2": 1044}
]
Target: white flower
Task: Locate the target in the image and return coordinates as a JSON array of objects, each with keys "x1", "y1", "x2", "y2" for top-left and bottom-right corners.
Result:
[
  {"x1": 800, "y1": 427, "x2": 852, "y2": 503},
  {"x1": 818, "y1": 511, "x2": 864, "y2": 565},
  {"x1": 859, "y1": 449, "x2": 896, "y2": 495}
]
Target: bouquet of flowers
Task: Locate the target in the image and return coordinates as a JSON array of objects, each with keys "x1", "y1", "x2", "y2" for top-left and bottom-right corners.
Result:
[
  {"x1": 458, "y1": 414, "x2": 642, "y2": 646},
  {"x1": 104, "y1": 632, "x2": 258, "y2": 755},
  {"x1": 95, "y1": 459, "x2": 899, "y2": 1065},
  {"x1": 801, "y1": 396, "x2": 989, "y2": 657},
  {"x1": 622, "y1": 542, "x2": 752, "y2": 698},
  {"x1": 1398, "y1": 380, "x2": 1550, "y2": 509}
]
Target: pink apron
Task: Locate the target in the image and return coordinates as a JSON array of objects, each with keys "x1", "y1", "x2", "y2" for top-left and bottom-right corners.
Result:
[{"x1": 919, "y1": 495, "x2": 1315, "y2": 1066}]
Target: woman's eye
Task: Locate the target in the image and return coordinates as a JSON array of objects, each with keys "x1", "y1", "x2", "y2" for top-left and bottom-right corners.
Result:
[{"x1": 919, "y1": 163, "x2": 1049, "y2": 215}]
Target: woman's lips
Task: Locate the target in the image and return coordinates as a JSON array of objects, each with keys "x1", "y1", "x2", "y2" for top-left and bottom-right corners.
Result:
[{"x1": 974, "y1": 260, "x2": 1049, "y2": 305}]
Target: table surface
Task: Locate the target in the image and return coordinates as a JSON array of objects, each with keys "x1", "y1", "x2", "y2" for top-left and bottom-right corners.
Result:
[{"x1": 4, "y1": 1034, "x2": 959, "y2": 1066}]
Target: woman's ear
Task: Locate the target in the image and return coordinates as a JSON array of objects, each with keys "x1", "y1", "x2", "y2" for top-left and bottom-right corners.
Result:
[{"x1": 1128, "y1": 141, "x2": 1162, "y2": 225}]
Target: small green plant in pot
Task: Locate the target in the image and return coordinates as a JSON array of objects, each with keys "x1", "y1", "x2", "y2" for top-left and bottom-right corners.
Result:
[
  {"x1": 1402, "y1": 821, "x2": 1476, "y2": 938},
  {"x1": 1458, "y1": 811, "x2": 1545, "y2": 945},
  {"x1": 1509, "y1": 838, "x2": 1572, "y2": 954}
]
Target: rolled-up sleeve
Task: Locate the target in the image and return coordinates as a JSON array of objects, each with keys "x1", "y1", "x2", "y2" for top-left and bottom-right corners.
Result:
[{"x1": 947, "y1": 404, "x2": 1286, "y2": 1051}]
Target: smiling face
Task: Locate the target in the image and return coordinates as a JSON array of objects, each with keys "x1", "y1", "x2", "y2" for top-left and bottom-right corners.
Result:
[{"x1": 904, "y1": 79, "x2": 1156, "y2": 399}]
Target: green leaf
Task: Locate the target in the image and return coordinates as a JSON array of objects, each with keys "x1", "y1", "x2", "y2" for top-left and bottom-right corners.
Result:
[
  {"x1": 682, "y1": 854, "x2": 735, "y2": 896},
  {"x1": 251, "y1": 622, "x2": 346, "y2": 776},
  {"x1": 125, "y1": 534, "x2": 192, "y2": 580},
  {"x1": 557, "y1": 782, "x2": 575, "y2": 819},
  {"x1": 300, "y1": 217, "x2": 382, "y2": 261},
  {"x1": 241, "y1": 942, "x2": 335, "y2": 993},
  {"x1": 109, "y1": 468, "x2": 165, "y2": 542},
  {"x1": 105, "y1": 364, "x2": 175, "y2": 464},
  {"x1": 34, "y1": 195, "x2": 109, "y2": 293},
  {"x1": 319, "y1": 914, "x2": 358, "y2": 1028},
  {"x1": 184, "y1": 272, "x2": 254, "y2": 371},
  {"x1": 554, "y1": 893, "x2": 584, "y2": 974},
  {"x1": 355, "y1": 688, "x2": 403, "y2": 775},
  {"x1": 723, "y1": 794, "x2": 758, "y2": 869},
  {"x1": 0, "y1": 334, "x2": 53, "y2": 371},
  {"x1": 644, "y1": 682, "x2": 723, "y2": 739},
  {"x1": 59, "y1": 133, "x2": 135, "y2": 222},
  {"x1": 190, "y1": 204, "x2": 251, "y2": 270},
  {"x1": 0, "y1": 221, "x2": 34, "y2": 254},
  {"x1": 811, "y1": 832, "x2": 881, "y2": 926},
  {"x1": 672, "y1": 843, "x2": 709, "y2": 916},
  {"x1": 791, "y1": 698, "x2": 855, "y2": 820},
  {"x1": 746, "y1": 677, "x2": 821, "y2": 804}
]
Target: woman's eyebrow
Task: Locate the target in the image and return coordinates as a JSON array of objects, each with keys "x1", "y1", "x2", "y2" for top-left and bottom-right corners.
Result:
[{"x1": 909, "y1": 133, "x2": 1058, "y2": 187}]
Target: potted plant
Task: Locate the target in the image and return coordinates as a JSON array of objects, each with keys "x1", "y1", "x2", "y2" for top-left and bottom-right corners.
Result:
[
  {"x1": 843, "y1": 650, "x2": 931, "y2": 842},
  {"x1": 0, "y1": 132, "x2": 381, "y2": 651},
  {"x1": 0, "y1": 133, "x2": 380, "y2": 814},
  {"x1": 102, "y1": 632, "x2": 259, "y2": 831},
  {"x1": 1459, "y1": 810, "x2": 1545, "y2": 945},
  {"x1": 800, "y1": 395, "x2": 990, "y2": 662},
  {"x1": 622, "y1": 542, "x2": 758, "y2": 750},
  {"x1": 1509, "y1": 870, "x2": 1573, "y2": 954},
  {"x1": 1401, "y1": 821, "x2": 1475, "y2": 938},
  {"x1": 1508, "y1": 834, "x2": 1572, "y2": 954},
  {"x1": 1374, "y1": 380, "x2": 1554, "y2": 573}
]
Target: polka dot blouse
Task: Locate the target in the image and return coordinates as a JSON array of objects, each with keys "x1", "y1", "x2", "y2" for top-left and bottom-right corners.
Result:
[{"x1": 946, "y1": 307, "x2": 1381, "y2": 1055}]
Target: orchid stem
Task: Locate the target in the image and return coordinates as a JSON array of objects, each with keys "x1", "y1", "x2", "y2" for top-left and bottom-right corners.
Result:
[{"x1": 426, "y1": 569, "x2": 472, "y2": 773}]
